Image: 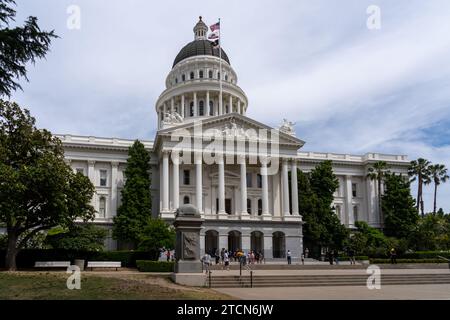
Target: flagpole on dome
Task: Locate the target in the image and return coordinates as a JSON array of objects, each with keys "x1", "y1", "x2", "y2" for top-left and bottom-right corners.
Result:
[{"x1": 219, "y1": 18, "x2": 222, "y2": 115}]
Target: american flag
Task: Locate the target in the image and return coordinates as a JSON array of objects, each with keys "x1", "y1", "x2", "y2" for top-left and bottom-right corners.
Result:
[
  {"x1": 208, "y1": 30, "x2": 219, "y2": 40},
  {"x1": 210, "y1": 21, "x2": 220, "y2": 32}
]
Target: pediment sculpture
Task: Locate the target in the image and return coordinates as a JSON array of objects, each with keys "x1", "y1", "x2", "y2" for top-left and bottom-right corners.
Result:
[
  {"x1": 162, "y1": 111, "x2": 183, "y2": 128},
  {"x1": 279, "y1": 119, "x2": 296, "y2": 136}
]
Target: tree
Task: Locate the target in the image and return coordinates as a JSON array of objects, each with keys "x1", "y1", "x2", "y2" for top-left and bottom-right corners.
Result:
[
  {"x1": 426, "y1": 164, "x2": 449, "y2": 214},
  {"x1": 408, "y1": 213, "x2": 450, "y2": 251},
  {"x1": 45, "y1": 224, "x2": 107, "y2": 252},
  {"x1": 137, "y1": 218, "x2": 175, "y2": 258},
  {"x1": 382, "y1": 173, "x2": 418, "y2": 239},
  {"x1": 408, "y1": 158, "x2": 431, "y2": 217},
  {"x1": 299, "y1": 161, "x2": 349, "y2": 255},
  {"x1": 367, "y1": 161, "x2": 390, "y2": 227},
  {"x1": 0, "y1": 101, "x2": 95, "y2": 270},
  {"x1": 113, "y1": 140, "x2": 152, "y2": 248},
  {"x1": 0, "y1": 0, "x2": 58, "y2": 97}
]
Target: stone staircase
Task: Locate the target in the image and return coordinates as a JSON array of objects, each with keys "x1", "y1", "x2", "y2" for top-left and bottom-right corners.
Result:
[{"x1": 208, "y1": 273, "x2": 450, "y2": 288}]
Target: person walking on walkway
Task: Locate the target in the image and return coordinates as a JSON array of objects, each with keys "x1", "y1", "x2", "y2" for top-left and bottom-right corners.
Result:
[
  {"x1": 390, "y1": 248, "x2": 397, "y2": 264},
  {"x1": 220, "y1": 248, "x2": 225, "y2": 265},
  {"x1": 348, "y1": 248, "x2": 356, "y2": 265},
  {"x1": 287, "y1": 250, "x2": 292, "y2": 264},
  {"x1": 202, "y1": 252, "x2": 211, "y2": 274},
  {"x1": 223, "y1": 250, "x2": 230, "y2": 271}
]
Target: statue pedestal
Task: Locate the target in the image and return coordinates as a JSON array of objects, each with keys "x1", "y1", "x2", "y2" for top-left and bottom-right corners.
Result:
[
  {"x1": 175, "y1": 260, "x2": 202, "y2": 273},
  {"x1": 172, "y1": 204, "x2": 205, "y2": 286},
  {"x1": 171, "y1": 273, "x2": 207, "y2": 287}
]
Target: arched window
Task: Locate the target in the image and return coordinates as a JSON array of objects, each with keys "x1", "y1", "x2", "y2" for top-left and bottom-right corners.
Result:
[
  {"x1": 175, "y1": 77, "x2": 178, "y2": 84},
  {"x1": 182, "y1": 74, "x2": 186, "y2": 81},
  {"x1": 258, "y1": 199, "x2": 262, "y2": 216},
  {"x1": 257, "y1": 174, "x2": 262, "y2": 188},
  {"x1": 225, "y1": 105, "x2": 229, "y2": 114},
  {"x1": 189, "y1": 102, "x2": 194, "y2": 117},
  {"x1": 190, "y1": 72, "x2": 194, "y2": 80},
  {"x1": 217, "y1": 72, "x2": 220, "y2": 80},
  {"x1": 199, "y1": 70, "x2": 204, "y2": 78},
  {"x1": 99, "y1": 196, "x2": 106, "y2": 218},
  {"x1": 199, "y1": 101, "x2": 204, "y2": 116},
  {"x1": 225, "y1": 74, "x2": 228, "y2": 81},
  {"x1": 247, "y1": 199, "x2": 252, "y2": 214},
  {"x1": 183, "y1": 196, "x2": 190, "y2": 204},
  {"x1": 208, "y1": 70, "x2": 213, "y2": 78},
  {"x1": 209, "y1": 101, "x2": 214, "y2": 115}
]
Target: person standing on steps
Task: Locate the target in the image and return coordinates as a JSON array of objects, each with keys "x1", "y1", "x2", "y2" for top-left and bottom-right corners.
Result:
[
  {"x1": 287, "y1": 250, "x2": 292, "y2": 264},
  {"x1": 223, "y1": 250, "x2": 230, "y2": 271}
]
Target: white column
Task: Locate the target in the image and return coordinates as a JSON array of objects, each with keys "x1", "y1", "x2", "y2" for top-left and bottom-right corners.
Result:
[
  {"x1": 172, "y1": 152, "x2": 179, "y2": 210},
  {"x1": 88, "y1": 160, "x2": 95, "y2": 184},
  {"x1": 291, "y1": 160, "x2": 299, "y2": 215},
  {"x1": 219, "y1": 92, "x2": 223, "y2": 115},
  {"x1": 211, "y1": 186, "x2": 217, "y2": 215},
  {"x1": 157, "y1": 111, "x2": 161, "y2": 129},
  {"x1": 181, "y1": 94, "x2": 185, "y2": 118},
  {"x1": 229, "y1": 95, "x2": 233, "y2": 113},
  {"x1": 193, "y1": 92, "x2": 197, "y2": 117},
  {"x1": 164, "y1": 102, "x2": 167, "y2": 115},
  {"x1": 218, "y1": 155, "x2": 226, "y2": 214},
  {"x1": 261, "y1": 158, "x2": 270, "y2": 216},
  {"x1": 195, "y1": 152, "x2": 203, "y2": 213},
  {"x1": 237, "y1": 100, "x2": 241, "y2": 114},
  {"x1": 162, "y1": 151, "x2": 169, "y2": 212},
  {"x1": 171, "y1": 98, "x2": 174, "y2": 113},
  {"x1": 88, "y1": 160, "x2": 96, "y2": 207},
  {"x1": 239, "y1": 156, "x2": 247, "y2": 216},
  {"x1": 233, "y1": 186, "x2": 239, "y2": 216},
  {"x1": 111, "y1": 162, "x2": 119, "y2": 218},
  {"x1": 345, "y1": 175, "x2": 354, "y2": 227},
  {"x1": 206, "y1": 91, "x2": 210, "y2": 116},
  {"x1": 282, "y1": 159, "x2": 290, "y2": 216}
]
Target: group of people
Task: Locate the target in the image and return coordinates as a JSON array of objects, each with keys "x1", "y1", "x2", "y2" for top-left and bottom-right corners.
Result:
[{"x1": 201, "y1": 248, "x2": 266, "y2": 273}]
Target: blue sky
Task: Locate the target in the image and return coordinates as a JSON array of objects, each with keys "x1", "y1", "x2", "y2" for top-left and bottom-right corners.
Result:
[{"x1": 10, "y1": 0, "x2": 450, "y2": 212}]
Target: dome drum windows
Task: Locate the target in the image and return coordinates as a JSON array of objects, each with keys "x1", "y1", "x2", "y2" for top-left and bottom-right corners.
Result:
[
  {"x1": 199, "y1": 100, "x2": 205, "y2": 116},
  {"x1": 199, "y1": 70, "x2": 204, "y2": 79},
  {"x1": 190, "y1": 72, "x2": 195, "y2": 80}
]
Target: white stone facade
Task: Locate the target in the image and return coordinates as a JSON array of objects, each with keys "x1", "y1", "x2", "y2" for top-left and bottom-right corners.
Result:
[{"x1": 58, "y1": 18, "x2": 409, "y2": 258}]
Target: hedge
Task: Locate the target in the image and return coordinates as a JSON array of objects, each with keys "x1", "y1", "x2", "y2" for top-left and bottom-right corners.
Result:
[
  {"x1": 337, "y1": 256, "x2": 369, "y2": 261},
  {"x1": 369, "y1": 258, "x2": 450, "y2": 264},
  {"x1": 0, "y1": 249, "x2": 159, "y2": 268},
  {"x1": 368, "y1": 251, "x2": 450, "y2": 259},
  {"x1": 136, "y1": 260, "x2": 174, "y2": 272}
]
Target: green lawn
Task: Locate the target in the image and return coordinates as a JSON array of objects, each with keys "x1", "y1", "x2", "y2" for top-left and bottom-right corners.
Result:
[{"x1": 0, "y1": 272, "x2": 233, "y2": 300}]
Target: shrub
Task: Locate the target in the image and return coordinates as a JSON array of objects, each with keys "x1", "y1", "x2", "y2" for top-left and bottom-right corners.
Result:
[
  {"x1": 369, "y1": 258, "x2": 448, "y2": 264},
  {"x1": 0, "y1": 249, "x2": 160, "y2": 268},
  {"x1": 136, "y1": 260, "x2": 174, "y2": 272},
  {"x1": 338, "y1": 256, "x2": 369, "y2": 261}
]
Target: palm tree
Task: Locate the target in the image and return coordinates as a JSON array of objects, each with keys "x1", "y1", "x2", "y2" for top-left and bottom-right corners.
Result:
[
  {"x1": 427, "y1": 164, "x2": 449, "y2": 214},
  {"x1": 367, "y1": 161, "x2": 390, "y2": 227},
  {"x1": 408, "y1": 158, "x2": 431, "y2": 217}
]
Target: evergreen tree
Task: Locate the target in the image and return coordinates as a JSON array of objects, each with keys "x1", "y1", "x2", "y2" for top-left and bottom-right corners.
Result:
[
  {"x1": 113, "y1": 140, "x2": 152, "y2": 247},
  {"x1": 299, "y1": 161, "x2": 349, "y2": 254},
  {"x1": 0, "y1": 0, "x2": 58, "y2": 97},
  {"x1": 382, "y1": 173, "x2": 418, "y2": 239}
]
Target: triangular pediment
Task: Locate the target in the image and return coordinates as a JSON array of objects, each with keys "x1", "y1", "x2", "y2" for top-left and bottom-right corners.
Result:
[{"x1": 156, "y1": 113, "x2": 305, "y2": 148}]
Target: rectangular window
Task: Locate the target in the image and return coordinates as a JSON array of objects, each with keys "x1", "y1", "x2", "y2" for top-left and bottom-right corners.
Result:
[
  {"x1": 99, "y1": 197, "x2": 106, "y2": 217},
  {"x1": 352, "y1": 183, "x2": 357, "y2": 197},
  {"x1": 257, "y1": 174, "x2": 262, "y2": 188},
  {"x1": 246, "y1": 173, "x2": 252, "y2": 188},
  {"x1": 76, "y1": 168, "x2": 84, "y2": 175},
  {"x1": 353, "y1": 205, "x2": 358, "y2": 222},
  {"x1": 100, "y1": 170, "x2": 107, "y2": 187},
  {"x1": 183, "y1": 170, "x2": 190, "y2": 185}
]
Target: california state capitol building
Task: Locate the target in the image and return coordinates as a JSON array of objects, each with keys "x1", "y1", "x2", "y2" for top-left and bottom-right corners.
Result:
[{"x1": 57, "y1": 17, "x2": 409, "y2": 260}]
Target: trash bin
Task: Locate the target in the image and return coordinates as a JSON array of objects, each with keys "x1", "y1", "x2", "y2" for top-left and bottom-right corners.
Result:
[{"x1": 74, "y1": 259, "x2": 85, "y2": 271}]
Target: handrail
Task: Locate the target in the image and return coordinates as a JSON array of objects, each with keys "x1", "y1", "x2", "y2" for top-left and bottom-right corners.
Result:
[{"x1": 208, "y1": 270, "x2": 212, "y2": 288}]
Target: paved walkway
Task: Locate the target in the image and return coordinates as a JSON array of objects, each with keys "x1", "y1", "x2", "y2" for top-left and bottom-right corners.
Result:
[
  {"x1": 210, "y1": 268, "x2": 450, "y2": 276},
  {"x1": 214, "y1": 284, "x2": 450, "y2": 300}
]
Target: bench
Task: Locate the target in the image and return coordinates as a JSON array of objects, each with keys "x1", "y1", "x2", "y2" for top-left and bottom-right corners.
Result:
[
  {"x1": 87, "y1": 261, "x2": 122, "y2": 271},
  {"x1": 34, "y1": 261, "x2": 71, "y2": 269}
]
